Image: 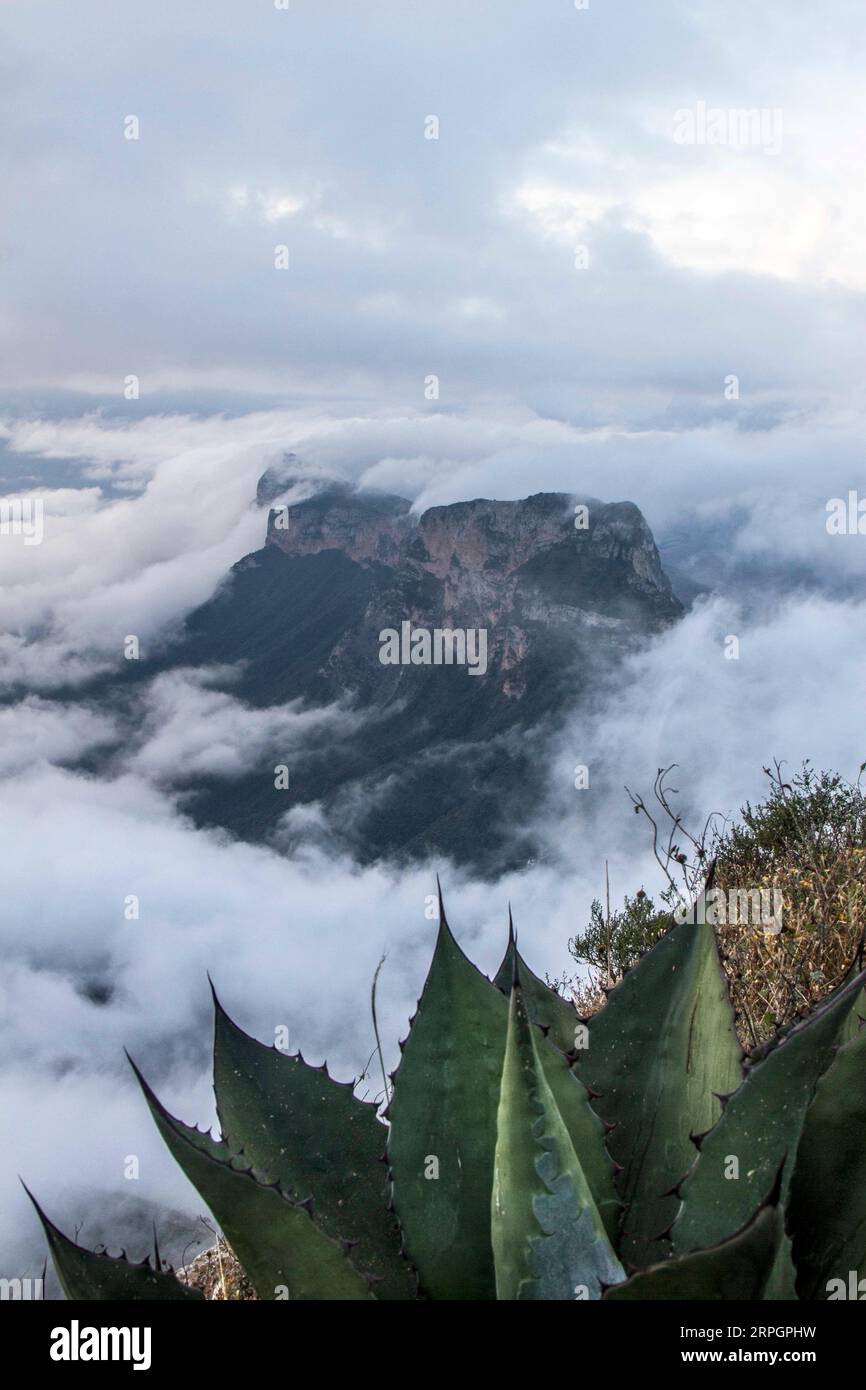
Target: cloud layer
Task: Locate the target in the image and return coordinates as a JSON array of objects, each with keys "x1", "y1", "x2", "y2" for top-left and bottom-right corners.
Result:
[{"x1": 3, "y1": 0, "x2": 866, "y2": 421}]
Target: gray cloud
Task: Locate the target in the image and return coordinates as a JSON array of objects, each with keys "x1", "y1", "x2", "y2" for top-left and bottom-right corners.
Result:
[
  {"x1": 0, "y1": 696, "x2": 116, "y2": 773},
  {"x1": 127, "y1": 667, "x2": 364, "y2": 784},
  {"x1": 2, "y1": 0, "x2": 866, "y2": 420}
]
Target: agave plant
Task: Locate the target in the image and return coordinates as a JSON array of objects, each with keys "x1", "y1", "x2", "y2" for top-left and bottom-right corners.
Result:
[{"x1": 29, "y1": 886, "x2": 866, "y2": 1300}]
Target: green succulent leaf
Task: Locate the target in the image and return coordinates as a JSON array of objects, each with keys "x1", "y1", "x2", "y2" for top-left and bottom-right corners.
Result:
[
  {"x1": 387, "y1": 906, "x2": 507, "y2": 1298},
  {"x1": 211, "y1": 988, "x2": 414, "y2": 1298},
  {"x1": 605, "y1": 1196, "x2": 782, "y2": 1301},
  {"x1": 493, "y1": 915, "x2": 579, "y2": 1054},
  {"x1": 26, "y1": 1187, "x2": 201, "y2": 1301},
  {"x1": 130, "y1": 1057, "x2": 372, "y2": 1300},
  {"x1": 533, "y1": 1016, "x2": 621, "y2": 1245},
  {"x1": 494, "y1": 923, "x2": 621, "y2": 1243},
  {"x1": 788, "y1": 1020, "x2": 866, "y2": 1299},
  {"x1": 491, "y1": 974, "x2": 624, "y2": 1300},
  {"x1": 388, "y1": 903, "x2": 619, "y2": 1298},
  {"x1": 672, "y1": 966, "x2": 866, "y2": 1268},
  {"x1": 578, "y1": 898, "x2": 743, "y2": 1266},
  {"x1": 834, "y1": 970, "x2": 866, "y2": 1047}
]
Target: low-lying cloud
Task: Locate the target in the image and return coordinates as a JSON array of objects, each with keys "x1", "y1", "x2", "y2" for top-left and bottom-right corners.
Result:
[
  {"x1": 2, "y1": 402, "x2": 865, "y2": 704},
  {"x1": 127, "y1": 667, "x2": 363, "y2": 785}
]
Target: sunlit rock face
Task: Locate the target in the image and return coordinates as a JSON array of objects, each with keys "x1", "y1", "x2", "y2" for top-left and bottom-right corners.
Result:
[
  {"x1": 94, "y1": 461, "x2": 681, "y2": 874},
  {"x1": 263, "y1": 474, "x2": 680, "y2": 704}
]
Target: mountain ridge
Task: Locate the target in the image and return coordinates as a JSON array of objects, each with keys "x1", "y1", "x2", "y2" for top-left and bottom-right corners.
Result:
[{"x1": 58, "y1": 462, "x2": 685, "y2": 874}]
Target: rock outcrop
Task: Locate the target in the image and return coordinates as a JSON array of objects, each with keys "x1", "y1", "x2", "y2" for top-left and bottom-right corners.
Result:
[
  {"x1": 115, "y1": 459, "x2": 683, "y2": 873},
  {"x1": 259, "y1": 466, "x2": 681, "y2": 703}
]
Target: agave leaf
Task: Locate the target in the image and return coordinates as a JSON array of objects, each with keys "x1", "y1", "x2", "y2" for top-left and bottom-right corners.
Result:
[
  {"x1": 387, "y1": 903, "x2": 507, "y2": 1298},
  {"x1": 533, "y1": 1018, "x2": 621, "y2": 1244},
  {"x1": 788, "y1": 1022, "x2": 866, "y2": 1299},
  {"x1": 493, "y1": 913, "x2": 579, "y2": 1054},
  {"x1": 745, "y1": 1022, "x2": 796, "y2": 1068},
  {"x1": 211, "y1": 988, "x2": 414, "y2": 1298},
  {"x1": 130, "y1": 1058, "x2": 371, "y2": 1300},
  {"x1": 605, "y1": 1196, "x2": 782, "y2": 1301},
  {"x1": 833, "y1": 969, "x2": 866, "y2": 1047},
  {"x1": 673, "y1": 966, "x2": 866, "y2": 1266},
  {"x1": 494, "y1": 922, "x2": 620, "y2": 1242},
  {"x1": 25, "y1": 1187, "x2": 201, "y2": 1301},
  {"x1": 578, "y1": 898, "x2": 742, "y2": 1266},
  {"x1": 388, "y1": 901, "x2": 617, "y2": 1298},
  {"x1": 759, "y1": 966, "x2": 866, "y2": 1302},
  {"x1": 491, "y1": 973, "x2": 624, "y2": 1300},
  {"x1": 760, "y1": 1240, "x2": 798, "y2": 1300}
]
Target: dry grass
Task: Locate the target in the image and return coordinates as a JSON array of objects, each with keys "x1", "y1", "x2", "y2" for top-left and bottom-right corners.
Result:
[
  {"x1": 178, "y1": 1238, "x2": 257, "y2": 1300},
  {"x1": 715, "y1": 846, "x2": 866, "y2": 1048}
]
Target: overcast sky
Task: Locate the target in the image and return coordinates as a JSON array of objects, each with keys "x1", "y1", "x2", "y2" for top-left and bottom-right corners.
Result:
[
  {"x1": 3, "y1": 1, "x2": 866, "y2": 1285},
  {"x1": 1, "y1": 0, "x2": 866, "y2": 418}
]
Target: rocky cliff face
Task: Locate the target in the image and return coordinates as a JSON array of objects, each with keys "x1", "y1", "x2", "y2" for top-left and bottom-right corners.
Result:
[
  {"x1": 259, "y1": 466, "x2": 414, "y2": 569},
  {"x1": 113, "y1": 462, "x2": 682, "y2": 874},
  {"x1": 259, "y1": 468, "x2": 681, "y2": 703}
]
